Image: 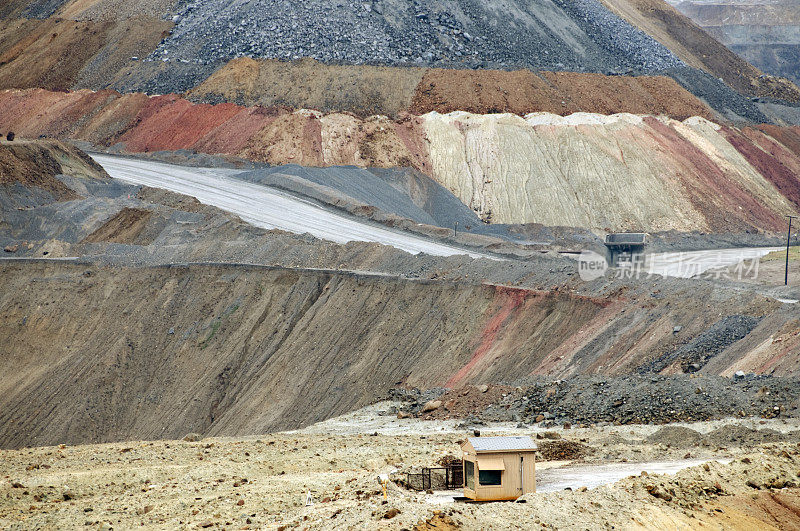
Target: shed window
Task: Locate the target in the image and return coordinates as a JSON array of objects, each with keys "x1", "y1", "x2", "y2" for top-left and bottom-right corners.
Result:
[
  {"x1": 479, "y1": 469, "x2": 502, "y2": 486},
  {"x1": 464, "y1": 460, "x2": 475, "y2": 490}
]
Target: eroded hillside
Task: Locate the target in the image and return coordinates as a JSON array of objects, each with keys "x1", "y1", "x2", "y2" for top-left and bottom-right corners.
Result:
[
  {"x1": 2, "y1": 88, "x2": 799, "y2": 232},
  {"x1": 0, "y1": 257, "x2": 796, "y2": 448},
  {"x1": 0, "y1": 0, "x2": 796, "y2": 124}
]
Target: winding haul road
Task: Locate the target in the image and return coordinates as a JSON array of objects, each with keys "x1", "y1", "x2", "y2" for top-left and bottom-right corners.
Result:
[
  {"x1": 91, "y1": 154, "x2": 785, "y2": 280},
  {"x1": 91, "y1": 154, "x2": 495, "y2": 259}
]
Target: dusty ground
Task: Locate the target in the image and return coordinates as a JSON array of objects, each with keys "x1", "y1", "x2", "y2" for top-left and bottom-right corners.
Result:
[
  {"x1": 712, "y1": 246, "x2": 800, "y2": 287},
  {"x1": 3, "y1": 407, "x2": 800, "y2": 529}
]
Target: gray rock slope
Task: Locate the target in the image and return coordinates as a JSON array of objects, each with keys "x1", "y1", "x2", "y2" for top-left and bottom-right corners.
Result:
[{"x1": 122, "y1": 0, "x2": 768, "y2": 122}]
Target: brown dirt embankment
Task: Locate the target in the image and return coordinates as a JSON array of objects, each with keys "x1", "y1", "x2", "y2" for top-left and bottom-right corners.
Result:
[
  {"x1": 0, "y1": 258, "x2": 791, "y2": 449},
  {"x1": 598, "y1": 0, "x2": 800, "y2": 102},
  {"x1": 0, "y1": 263, "x2": 601, "y2": 448},
  {"x1": 189, "y1": 58, "x2": 715, "y2": 120},
  {"x1": 81, "y1": 207, "x2": 153, "y2": 244},
  {"x1": 0, "y1": 139, "x2": 107, "y2": 198},
  {"x1": 0, "y1": 16, "x2": 171, "y2": 92},
  {"x1": 188, "y1": 57, "x2": 428, "y2": 117},
  {"x1": 414, "y1": 69, "x2": 713, "y2": 120}
]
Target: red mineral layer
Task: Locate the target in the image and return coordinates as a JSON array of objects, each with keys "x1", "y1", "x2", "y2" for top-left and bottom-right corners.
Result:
[
  {"x1": 191, "y1": 106, "x2": 284, "y2": 155},
  {"x1": 645, "y1": 117, "x2": 786, "y2": 232},
  {"x1": 736, "y1": 127, "x2": 800, "y2": 209}
]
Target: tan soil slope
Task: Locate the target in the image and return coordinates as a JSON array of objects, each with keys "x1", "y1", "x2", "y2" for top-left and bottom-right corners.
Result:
[
  {"x1": 0, "y1": 139, "x2": 107, "y2": 198},
  {"x1": 189, "y1": 58, "x2": 715, "y2": 120},
  {"x1": 81, "y1": 207, "x2": 153, "y2": 244},
  {"x1": 0, "y1": 261, "x2": 790, "y2": 448},
  {"x1": 0, "y1": 17, "x2": 171, "y2": 91},
  {"x1": 188, "y1": 57, "x2": 428, "y2": 117},
  {"x1": 599, "y1": 0, "x2": 800, "y2": 102}
]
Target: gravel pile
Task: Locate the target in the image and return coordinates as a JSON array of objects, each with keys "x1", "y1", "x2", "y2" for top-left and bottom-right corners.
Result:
[
  {"x1": 704, "y1": 425, "x2": 787, "y2": 446},
  {"x1": 118, "y1": 0, "x2": 769, "y2": 122},
  {"x1": 149, "y1": 0, "x2": 677, "y2": 76},
  {"x1": 646, "y1": 426, "x2": 703, "y2": 448},
  {"x1": 645, "y1": 315, "x2": 761, "y2": 373},
  {"x1": 480, "y1": 375, "x2": 800, "y2": 425},
  {"x1": 537, "y1": 440, "x2": 592, "y2": 461}
]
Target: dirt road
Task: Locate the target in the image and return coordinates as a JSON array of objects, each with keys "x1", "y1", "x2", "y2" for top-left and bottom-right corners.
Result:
[
  {"x1": 645, "y1": 247, "x2": 781, "y2": 278},
  {"x1": 91, "y1": 154, "x2": 496, "y2": 259}
]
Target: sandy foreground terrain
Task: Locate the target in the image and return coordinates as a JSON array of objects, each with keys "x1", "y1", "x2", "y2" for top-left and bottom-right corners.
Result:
[{"x1": 4, "y1": 403, "x2": 800, "y2": 530}]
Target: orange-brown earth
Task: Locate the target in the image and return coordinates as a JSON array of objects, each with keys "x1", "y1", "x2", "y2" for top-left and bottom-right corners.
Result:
[
  {"x1": 191, "y1": 58, "x2": 716, "y2": 120},
  {"x1": 2, "y1": 88, "x2": 800, "y2": 232},
  {"x1": 81, "y1": 207, "x2": 153, "y2": 244},
  {"x1": 0, "y1": 17, "x2": 171, "y2": 91}
]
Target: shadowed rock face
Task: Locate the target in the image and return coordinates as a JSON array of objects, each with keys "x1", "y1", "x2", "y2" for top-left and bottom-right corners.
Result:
[{"x1": 669, "y1": 0, "x2": 800, "y2": 86}]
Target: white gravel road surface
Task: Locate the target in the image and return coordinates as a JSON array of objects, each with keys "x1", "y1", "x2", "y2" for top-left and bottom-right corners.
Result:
[{"x1": 91, "y1": 154, "x2": 496, "y2": 259}]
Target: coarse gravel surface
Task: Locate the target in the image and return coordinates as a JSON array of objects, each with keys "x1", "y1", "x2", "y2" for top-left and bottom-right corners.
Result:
[
  {"x1": 403, "y1": 376, "x2": 800, "y2": 426},
  {"x1": 115, "y1": 0, "x2": 768, "y2": 122}
]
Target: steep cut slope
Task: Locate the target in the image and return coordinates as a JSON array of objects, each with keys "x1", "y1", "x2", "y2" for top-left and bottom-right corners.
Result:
[
  {"x1": 670, "y1": 0, "x2": 800, "y2": 86},
  {"x1": 422, "y1": 112, "x2": 798, "y2": 229},
  {"x1": 2, "y1": 88, "x2": 800, "y2": 232},
  {"x1": 0, "y1": 261, "x2": 790, "y2": 448},
  {"x1": 598, "y1": 0, "x2": 800, "y2": 102}
]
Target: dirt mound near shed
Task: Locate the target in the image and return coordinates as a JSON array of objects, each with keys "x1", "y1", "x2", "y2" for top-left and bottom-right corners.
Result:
[
  {"x1": 705, "y1": 425, "x2": 787, "y2": 447},
  {"x1": 646, "y1": 426, "x2": 703, "y2": 448},
  {"x1": 538, "y1": 440, "x2": 592, "y2": 461}
]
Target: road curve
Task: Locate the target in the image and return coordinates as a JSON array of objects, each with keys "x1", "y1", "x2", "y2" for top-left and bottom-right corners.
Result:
[{"x1": 91, "y1": 154, "x2": 496, "y2": 259}]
